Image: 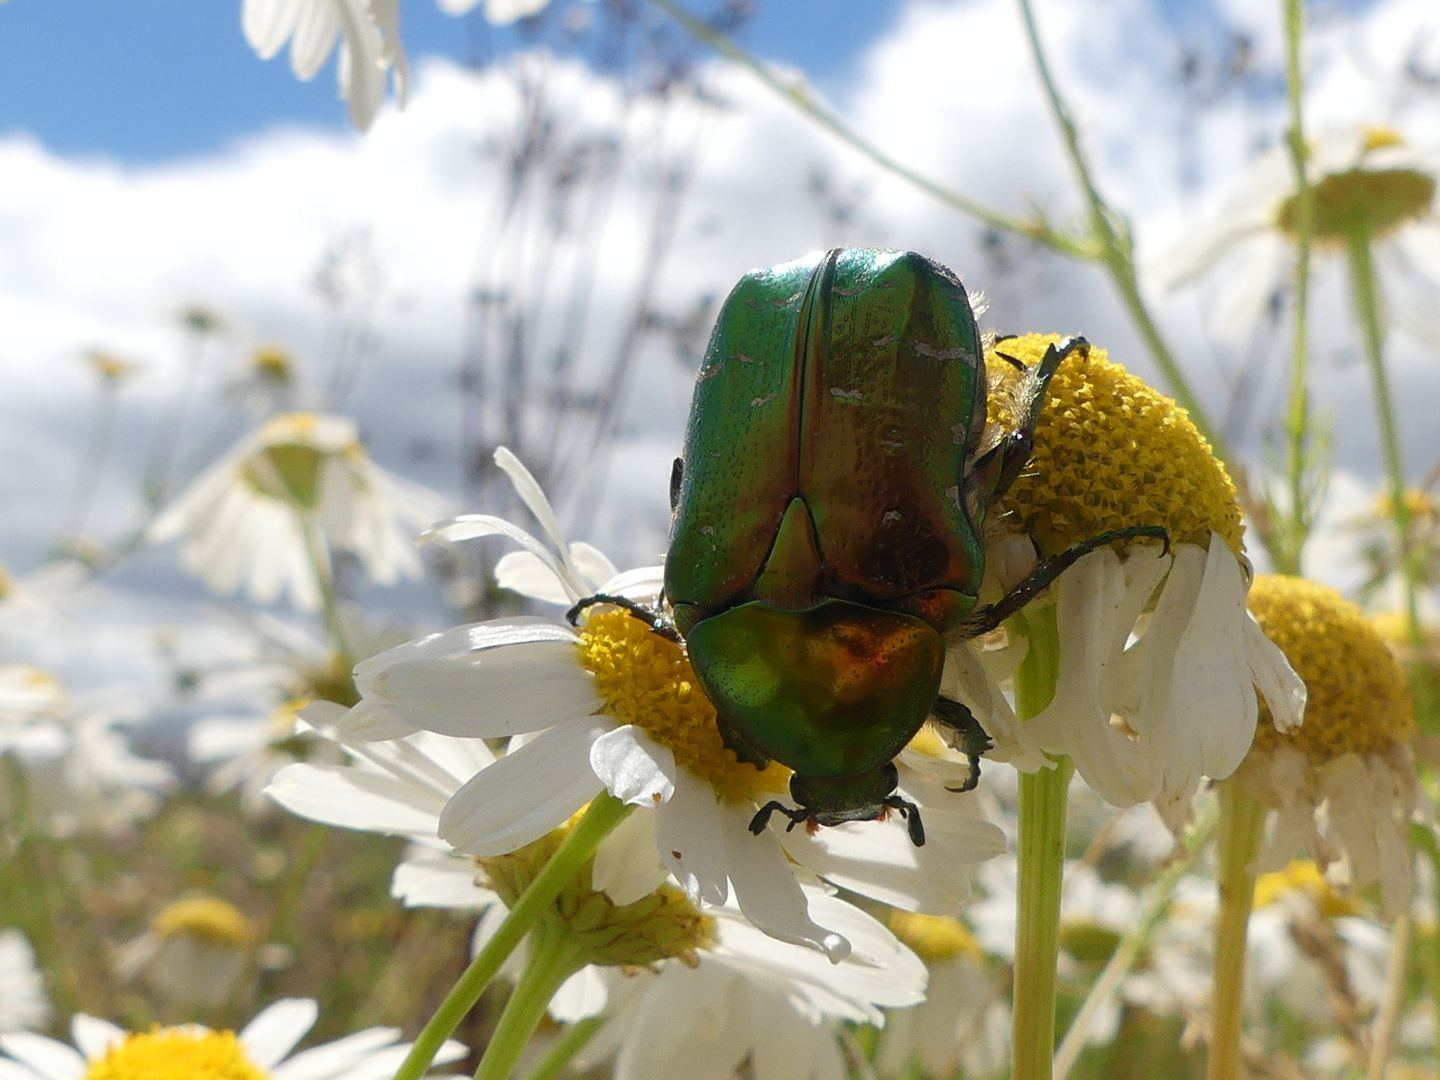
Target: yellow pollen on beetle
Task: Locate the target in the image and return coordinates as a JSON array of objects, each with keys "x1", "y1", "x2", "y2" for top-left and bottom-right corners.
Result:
[
  {"x1": 152, "y1": 897, "x2": 255, "y2": 947},
  {"x1": 889, "y1": 910, "x2": 983, "y2": 965},
  {"x1": 577, "y1": 610, "x2": 789, "y2": 801},
  {"x1": 1253, "y1": 859, "x2": 1360, "y2": 918},
  {"x1": 1248, "y1": 575, "x2": 1413, "y2": 762},
  {"x1": 985, "y1": 335, "x2": 1244, "y2": 557},
  {"x1": 82, "y1": 1028, "x2": 268, "y2": 1080}
]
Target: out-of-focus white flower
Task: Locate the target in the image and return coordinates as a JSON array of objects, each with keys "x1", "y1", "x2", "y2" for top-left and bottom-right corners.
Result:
[
  {"x1": 242, "y1": 0, "x2": 408, "y2": 130},
  {"x1": 1237, "y1": 576, "x2": 1428, "y2": 920},
  {"x1": 875, "y1": 911, "x2": 1008, "y2": 1080},
  {"x1": 960, "y1": 337, "x2": 1305, "y2": 830},
  {"x1": 0, "y1": 560, "x2": 86, "y2": 641},
  {"x1": 115, "y1": 896, "x2": 256, "y2": 1014},
  {"x1": 0, "y1": 930, "x2": 49, "y2": 1034},
  {"x1": 267, "y1": 718, "x2": 928, "y2": 1080},
  {"x1": 331, "y1": 448, "x2": 1002, "y2": 960},
  {"x1": 437, "y1": 0, "x2": 578, "y2": 26},
  {"x1": 1153, "y1": 126, "x2": 1440, "y2": 348},
  {"x1": 0, "y1": 998, "x2": 466, "y2": 1079},
  {"x1": 149, "y1": 412, "x2": 448, "y2": 612}
]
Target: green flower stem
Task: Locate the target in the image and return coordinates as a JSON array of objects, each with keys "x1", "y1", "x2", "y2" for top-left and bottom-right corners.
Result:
[
  {"x1": 300, "y1": 517, "x2": 356, "y2": 684},
  {"x1": 1278, "y1": 0, "x2": 1315, "y2": 577},
  {"x1": 1207, "y1": 779, "x2": 1267, "y2": 1080},
  {"x1": 643, "y1": 0, "x2": 1047, "y2": 245},
  {"x1": 473, "y1": 921, "x2": 588, "y2": 1080},
  {"x1": 1366, "y1": 911, "x2": 1410, "y2": 1080},
  {"x1": 390, "y1": 794, "x2": 633, "y2": 1080},
  {"x1": 1011, "y1": 604, "x2": 1068, "y2": 1080},
  {"x1": 1014, "y1": 0, "x2": 1226, "y2": 465},
  {"x1": 1053, "y1": 798, "x2": 1220, "y2": 1080},
  {"x1": 1344, "y1": 230, "x2": 1436, "y2": 725},
  {"x1": 516, "y1": 1016, "x2": 606, "y2": 1080}
]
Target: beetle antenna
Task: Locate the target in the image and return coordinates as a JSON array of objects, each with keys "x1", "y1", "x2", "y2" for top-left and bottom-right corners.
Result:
[{"x1": 566, "y1": 593, "x2": 682, "y2": 644}]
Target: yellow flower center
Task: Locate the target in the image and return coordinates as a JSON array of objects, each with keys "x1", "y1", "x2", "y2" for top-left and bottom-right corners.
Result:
[
  {"x1": 889, "y1": 910, "x2": 982, "y2": 964},
  {"x1": 1248, "y1": 575, "x2": 1413, "y2": 762},
  {"x1": 88, "y1": 351, "x2": 140, "y2": 383},
  {"x1": 479, "y1": 821, "x2": 716, "y2": 966},
  {"x1": 1254, "y1": 859, "x2": 1359, "y2": 918},
  {"x1": 82, "y1": 1029, "x2": 267, "y2": 1080},
  {"x1": 251, "y1": 347, "x2": 294, "y2": 385},
  {"x1": 1275, "y1": 137, "x2": 1435, "y2": 244},
  {"x1": 243, "y1": 444, "x2": 325, "y2": 510},
  {"x1": 152, "y1": 897, "x2": 254, "y2": 947},
  {"x1": 0, "y1": 560, "x2": 11, "y2": 602},
  {"x1": 577, "y1": 610, "x2": 789, "y2": 801},
  {"x1": 985, "y1": 335, "x2": 1244, "y2": 557}
]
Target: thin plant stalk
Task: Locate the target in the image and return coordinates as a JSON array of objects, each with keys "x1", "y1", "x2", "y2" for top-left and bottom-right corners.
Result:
[
  {"x1": 1344, "y1": 232, "x2": 1435, "y2": 722},
  {"x1": 390, "y1": 794, "x2": 633, "y2": 1080},
  {"x1": 1278, "y1": 0, "x2": 1315, "y2": 577},
  {"x1": 300, "y1": 517, "x2": 355, "y2": 680},
  {"x1": 472, "y1": 922, "x2": 587, "y2": 1080},
  {"x1": 1367, "y1": 911, "x2": 1411, "y2": 1080},
  {"x1": 1207, "y1": 779, "x2": 1267, "y2": 1080},
  {"x1": 58, "y1": 374, "x2": 122, "y2": 545},
  {"x1": 517, "y1": 1016, "x2": 606, "y2": 1080},
  {"x1": 1014, "y1": 0, "x2": 1225, "y2": 463},
  {"x1": 1054, "y1": 798, "x2": 1220, "y2": 1080},
  {"x1": 1011, "y1": 603, "x2": 1068, "y2": 1080}
]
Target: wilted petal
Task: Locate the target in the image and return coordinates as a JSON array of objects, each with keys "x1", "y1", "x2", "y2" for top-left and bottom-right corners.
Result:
[{"x1": 590, "y1": 725, "x2": 676, "y2": 807}]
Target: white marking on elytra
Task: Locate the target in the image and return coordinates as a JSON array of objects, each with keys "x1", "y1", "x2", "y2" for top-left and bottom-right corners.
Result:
[
  {"x1": 735, "y1": 353, "x2": 757, "y2": 364},
  {"x1": 700, "y1": 525, "x2": 715, "y2": 535},
  {"x1": 750, "y1": 394, "x2": 776, "y2": 408},
  {"x1": 950, "y1": 423, "x2": 967, "y2": 445},
  {"x1": 945, "y1": 485, "x2": 962, "y2": 511},
  {"x1": 829, "y1": 387, "x2": 863, "y2": 401},
  {"x1": 882, "y1": 510, "x2": 903, "y2": 525},
  {"x1": 870, "y1": 332, "x2": 899, "y2": 348},
  {"x1": 914, "y1": 341, "x2": 974, "y2": 362}
]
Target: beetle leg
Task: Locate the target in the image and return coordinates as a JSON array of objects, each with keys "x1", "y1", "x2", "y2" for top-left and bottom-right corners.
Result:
[
  {"x1": 565, "y1": 593, "x2": 683, "y2": 644},
  {"x1": 931, "y1": 696, "x2": 991, "y2": 794},
  {"x1": 749, "y1": 800, "x2": 810, "y2": 836},
  {"x1": 881, "y1": 794, "x2": 927, "y2": 847},
  {"x1": 979, "y1": 335, "x2": 1090, "y2": 499},
  {"x1": 958, "y1": 525, "x2": 1172, "y2": 637}
]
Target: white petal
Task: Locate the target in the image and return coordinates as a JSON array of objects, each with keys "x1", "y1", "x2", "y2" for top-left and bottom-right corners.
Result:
[
  {"x1": 391, "y1": 856, "x2": 495, "y2": 909},
  {"x1": 0, "y1": 1033, "x2": 86, "y2": 1080},
  {"x1": 69, "y1": 1015, "x2": 125, "y2": 1060},
  {"x1": 941, "y1": 641, "x2": 1046, "y2": 771},
  {"x1": 591, "y1": 805, "x2": 669, "y2": 905},
  {"x1": 494, "y1": 550, "x2": 574, "y2": 605},
  {"x1": 548, "y1": 966, "x2": 609, "y2": 1023},
  {"x1": 1206, "y1": 232, "x2": 1289, "y2": 347},
  {"x1": 1243, "y1": 614, "x2": 1306, "y2": 732},
  {"x1": 239, "y1": 998, "x2": 318, "y2": 1068},
  {"x1": 720, "y1": 801, "x2": 850, "y2": 962},
  {"x1": 439, "y1": 722, "x2": 607, "y2": 855},
  {"x1": 266, "y1": 762, "x2": 444, "y2": 836},
  {"x1": 589, "y1": 726, "x2": 676, "y2": 808},
  {"x1": 655, "y1": 769, "x2": 730, "y2": 906},
  {"x1": 270, "y1": 1027, "x2": 405, "y2": 1080}
]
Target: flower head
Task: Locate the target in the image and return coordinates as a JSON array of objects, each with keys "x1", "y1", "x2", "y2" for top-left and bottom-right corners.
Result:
[
  {"x1": 0, "y1": 998, "x2": 465, "y2": 1080},
  {"x1": 0, "y1": 930, "x2": 49, "y2": 1033},
  {"x1": 1237, "y1": 575, "x2": 1424, "y2": 918},
  {"x1": 116, "y1": 898, "x2": 256, "y2": 1013},
  {"x1": 962, "y1": 335, "x2": 1304, "y2": 828},
  {"x1": 348, "y1": 449, "x2": 1003, "y2": 960},
  {"x1": 1156, "y1": 126, "x2": 1440, "y2": 347},
  {"x1": 148, "y1": 412, "x2": 448, "y2": 611}
]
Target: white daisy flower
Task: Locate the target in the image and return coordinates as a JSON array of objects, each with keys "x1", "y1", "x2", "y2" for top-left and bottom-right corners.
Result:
[
  {"x1": 242, "y1": 0, "x2": 408, "y2": 130},
  {"x1": 149, "y1": 412, "x2": 448, "y2": 613},
  {"x1": 0, "y1": 930, "x2": 49, "y2": 1034},
  {"x1": 1153, "y1": 126, "x2": 1440, "y2": 348},
  {"x1": 0, "y1": 998, "x2": 466, "y2": 1079},
  {"x1": 336, "y1": 448, "x2": 1003, "y2": 959},
  {"x1": 114, "y1": 897, "x2": 256, "y2": 1014},
  {"x1": 875, "y1": 912, "x2": 1008, "y2": 1080},
  {"x1": 0, "y1": 665, "x2": 69, "y2": 761},
  {"x1": 1236, "y1": 575, "x2": 1429, "y2": 920},
  {"x1": 436, "y1": 0, "x2": 567, "y2": 26},
  {"x1": 265, "y1": 717, "x2": 928, "y2": 1080},
  {"x1": 963, "y1": 336, "x2": 1306, "y2": 829}
]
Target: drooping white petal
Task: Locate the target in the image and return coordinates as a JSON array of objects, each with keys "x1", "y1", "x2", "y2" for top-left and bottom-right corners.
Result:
[
  {"x1": 589, "y1": 725, "x2": 676, "y2": 808},
  {"x1": 569, "y1": 542, "x2": 621, "y2": 592},
  {"x1": 654, "y1": 768, "x2": 730, "y2": 906},
  {"x1": 940, "y1": 641, "x2": 1047, "y2": 771},
  {"x1": 266, "y1": 761, "x2": 446, "y2": 837},
  {"x1": 391, "y1": 855, "x2": 494, "y2": 909},
  {"x1": 1243, "y1": 615, "x2": 1307, "y2": 732},
  {"x1": 421, "y1": 514, "x2": 585, "y2": 601},
  {"x1": 239, "y1": 998, "x2": 319, "y2": 1069},
  {"x1": 494, "y1": 550, "x2": 574, "y2": 605},
  {"x1": 548, "y1": 966, "x2": 610, "y2": 1023},
  {"x1": 591, "y1": 803, "x2": 669, "y2": 905},
  {"x1": 720, "y1": 801, "x2": 850, "y2": 962},
  {"x1": 439, "y1": 722, "x2": 607, "y2": 855}
]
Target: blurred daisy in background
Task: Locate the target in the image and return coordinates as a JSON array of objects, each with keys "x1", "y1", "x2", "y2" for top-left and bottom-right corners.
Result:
[
  {"x1": 115, "y1": 896, "x2": 257, "y2": 1016},
  {"x1": 960, "y1": 336, "x2": 1305, "y2": 830},
  {"x1": 1236, "y1": 575, "x2": 1429, "y2": 918},
  {"x1": 148, "y1": 412, "x2": 449, "y2": 612},
  {"x1": 1153, "y1": 127, "x2": 1440, "y2": 349},
  {"x1": 0, "y1": 998, "x2": 467, "y2": 1079},
  {"x1": 0, "y1": 930, "x2": 49, "y2": 1034}
]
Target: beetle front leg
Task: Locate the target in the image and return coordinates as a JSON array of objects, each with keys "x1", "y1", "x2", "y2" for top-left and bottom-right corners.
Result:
[
  {"x1": 881, "y1": 794, "x2": 927, "y2": 846},
  {"x1": 566, "y1": 593, "x2": 683, "y2": 644},
  {"x1": 749, "y1": 800, "x2": 810, "y2": 836},
  {"x1": 931, "y1": 696, "x2": 991, "y2": 793},
  {"x1": 958, "y1": 525, "x2": 1171, "y2": 638}
]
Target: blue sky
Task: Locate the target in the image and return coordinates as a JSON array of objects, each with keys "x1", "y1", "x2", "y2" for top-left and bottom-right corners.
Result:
[{"x1": 0, "y1": 0, "x2": 905, "y2": 161}]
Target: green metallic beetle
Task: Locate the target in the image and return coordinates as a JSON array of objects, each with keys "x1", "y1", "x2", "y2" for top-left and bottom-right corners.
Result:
[{"x1": 575, "y1": 248, "x2": 1163, "y2": 845}]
